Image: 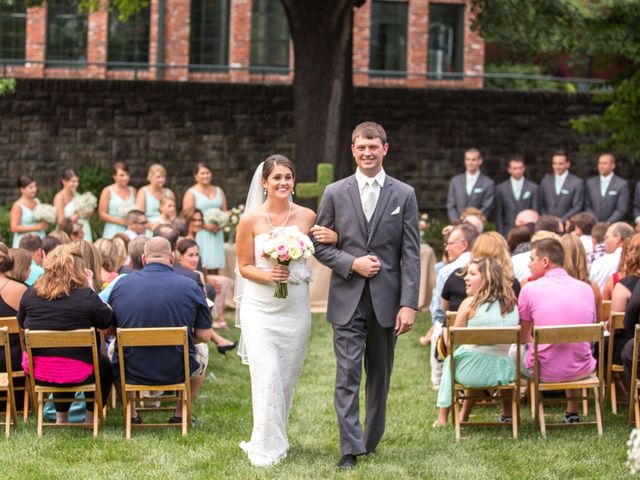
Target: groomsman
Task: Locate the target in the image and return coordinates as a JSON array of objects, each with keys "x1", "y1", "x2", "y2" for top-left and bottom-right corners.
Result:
[
  {"x1": 539, "y1": 150, "x2": 584, "y2": 222},
  {"x1": 584, "y1": 153, "x2": 629, "y2": 222},
  {"x1": 446, "y1": 148, "x2": 495, "y2": 222},
  {"x1": 495, "y1": 155, "x2": 539, "y2": 236}
]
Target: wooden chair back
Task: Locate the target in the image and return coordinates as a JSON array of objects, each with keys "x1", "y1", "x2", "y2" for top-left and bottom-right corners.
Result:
[
  {"x1": 116, "y1": 327, "x2": 191, "y2": 439},
  {"x1": 601, "y1": 300, "x2": 612, "y2": 322},
  {"x1": 445, "y1": 311, "x2": 457, "y2": 328},
  {"x1": 24, "y1": 328, "x2": 104, "y2": 436},
  {"x1": 0, "y1": 316, "x2": 32, "y2": 420},
  {"x1": 607, "y1": 312, "x2": 627, "y2": 414},
  {"x1": 629, "y1": 325, "x2": 640, "y2": 428},
  {"x1": 449, "y1": 326, "x2": 521, "y2": 441},
  {"x1": 0, "y1": 327, "x2": 18, "y2": 437}
]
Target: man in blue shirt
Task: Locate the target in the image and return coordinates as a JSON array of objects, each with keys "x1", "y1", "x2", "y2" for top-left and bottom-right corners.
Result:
[{"x1": 110, "y1": 237, "x2": 214, "y2": 422}]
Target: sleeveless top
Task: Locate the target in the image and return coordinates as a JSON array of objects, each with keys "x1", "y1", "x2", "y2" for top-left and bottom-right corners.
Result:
[
  {"x1": 190, "y1": 187, "x2": 225, "y2": 269},
  {"x1": 144, "y1": 187, "x2": 171, "y2": 223},
  {"x1": 62, "y1": 192, "x2": 93, "y2": 242},
  {"x1": 102, "y1": 186, "x2": 135, "y2": 239},
  {"x1": 12, "y1": 199, "x2": 45, "y2": 248},
  {"x1": 465, "y1": 300, "x2": 519, "y2": 356}
]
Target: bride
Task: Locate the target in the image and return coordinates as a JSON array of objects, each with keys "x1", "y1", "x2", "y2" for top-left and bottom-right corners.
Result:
[{"x1": 235, "y1": 154, "x2": 336, "y2": 467}]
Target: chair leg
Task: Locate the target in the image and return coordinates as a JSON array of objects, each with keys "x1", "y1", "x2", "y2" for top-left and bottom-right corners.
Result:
[
  {"x1": 93, "y1": 402, "x2": 99, "y2": 437},
  {"x1": 611, "y1": 378, "x2": 618, "y2": 415},
  {"x1": 582, "y1": 388, "x2": 589, "y2": 416},
  {"x1": 4, "y1": 397, "x2": 10, "y2": 438},
  {"x1": 538, "y1": 396, "x2": 547, "y2": 438},
  {"x1": 594, "y1": 386, "x2": 604, "y2": 437},
  {"x1": 125, "y1": 393, "x2": 132, "y2": 440},
  {"x1": 22, "y1": 387, "x2": 29, "y2": 422},
  {"x1": 529, "y1": 382, "x2": 536, "y2": 422},
  {"x1": 512, "y1": 389, "x2": 518, "y2": 440},
  {"x1": 453, "y1": 392, "x2": 461, "y2": 442},
  {"x1": 629, "y1": 385, "x2": 636, "y2": 427},
  {"x1": 181, "y1": 393, "x2": 187, "y2": 436},
  {"x1": 636, "y1": 392, "x2": 640, "y2": 430},
  {"x1": 36, "y1": 392, "x2": 43, "y2": 436}
]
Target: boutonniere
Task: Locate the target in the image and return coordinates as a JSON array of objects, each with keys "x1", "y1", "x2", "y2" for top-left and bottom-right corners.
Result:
[
  {"x1": 561, "y1": 188, "x2": 570, "y2": 195},
  {"x1": 522, "y1": 191, "x2": 531, "y2": 200},
  {"x1": 608, "y1": 190, "x2": 618, "y2": 196},
  {"x1": 473, "y1": 187, "x2": 483, "y2": 194}
]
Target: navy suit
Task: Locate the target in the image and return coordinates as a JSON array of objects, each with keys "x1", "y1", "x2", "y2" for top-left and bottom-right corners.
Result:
[
  {"x1": 495, "y1": 178, "x2": 539, "y2": 236},
  {"x1": 585, "y1": 174, "x2": 629, "y2": 223},
  {"x1": 446, "y1": 173, "x2": 495, "y2": 222},
  {"x1": 539, "y1": 172, "x2": 584, "y2": 221}
]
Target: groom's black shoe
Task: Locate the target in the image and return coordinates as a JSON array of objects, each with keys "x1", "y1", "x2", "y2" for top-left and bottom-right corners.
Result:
[{"x1": 338, "y1": 454, "x2": 357, "y2": 469}]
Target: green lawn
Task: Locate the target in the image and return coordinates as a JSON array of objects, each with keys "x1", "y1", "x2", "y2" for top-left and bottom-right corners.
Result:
[{"x1": 0, "y1": 312, "x2": 635, "y2": 479}]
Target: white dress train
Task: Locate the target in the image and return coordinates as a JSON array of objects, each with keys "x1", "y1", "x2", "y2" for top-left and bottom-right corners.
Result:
[{"x1": 239, "y1": 232, "x2": 312, "y2": 467}]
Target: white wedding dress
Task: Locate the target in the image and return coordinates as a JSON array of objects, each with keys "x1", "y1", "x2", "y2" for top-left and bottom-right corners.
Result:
[{"x1": 239, "y1": 230, "x2": 312, "y2": 467}]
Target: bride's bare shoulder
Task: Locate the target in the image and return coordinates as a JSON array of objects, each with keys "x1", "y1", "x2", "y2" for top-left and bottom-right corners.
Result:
[
  {"x1": 240, "y1": 207, "x2": 264, "y2": 223},
  {"x1": 292, "y1": 204, "x2": 316, "y2": 222}
]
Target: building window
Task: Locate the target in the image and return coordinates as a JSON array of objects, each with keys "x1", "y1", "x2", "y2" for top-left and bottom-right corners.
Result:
[
  {"x1": 0, "y1": 1, "x2": 26, "y2": 63},
  {"x1": 250, "y1": 0, "x2": 289, "y2": 72},
  {"x1": 107, "y1": 7, "x2": 151, "y2": 69},
  {"x1": 428, "y1": 3, "x2": 465, "y2": 79},
  {"x1": 190, "y1": 0, "x2": 230, "y2": 71},
  {"x1": 369, "y1": 0, "x2": 408, "y2": 76},
  {"x1": 46, "y1": 0, "x2": 88, "y2": 66}
]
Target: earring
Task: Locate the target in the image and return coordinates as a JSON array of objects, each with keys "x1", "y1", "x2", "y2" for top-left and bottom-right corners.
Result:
[
  {"x1": 292, "y1": 189, "x2": 295, "y2": 195},
  {"x1": 263, "y1": 188, "x2": 267, "y2": 196}
]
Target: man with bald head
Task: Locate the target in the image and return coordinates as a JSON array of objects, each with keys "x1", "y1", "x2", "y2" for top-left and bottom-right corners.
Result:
[
  {"x1": 109, "y1": 237, "x2": 214, "y2": 423},
  {"x1": 585, "y1": 153, "x2": 629, "y2": 222}
]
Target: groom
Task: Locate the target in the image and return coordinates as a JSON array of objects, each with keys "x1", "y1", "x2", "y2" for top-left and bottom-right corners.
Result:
[{"x1": 314, "y1": 122, "x2": 420, "y2": 469}]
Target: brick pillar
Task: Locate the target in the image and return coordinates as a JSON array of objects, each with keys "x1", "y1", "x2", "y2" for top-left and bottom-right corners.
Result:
[
  {"x1": 25, "y1": 5, "x2": 46, "y2": 77},
  {"x1": 149, "y1": 0, "x2": 159, "y2": 79},
  {"x1": 407, "y1": 0, "x2": 428, "y2": 88},
  {"x1": 352, "y1": 2, "x2": 371, "y2": 87},
  {"x1": 164, "y1": 0, "x2": 191, "y2": 81},
  {"x1": 229, "y1": 0, "x2": 251, "y2": 83},
  {"x1": 87, "y1": 4, "x2": 108, "y2": 80},
  {"x1": 465, "y1": 4, "x2": 484, "y2": 89}
]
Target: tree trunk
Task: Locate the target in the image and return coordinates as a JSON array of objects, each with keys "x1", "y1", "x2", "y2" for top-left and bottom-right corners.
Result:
[{"x1": 281, "y1": 0, "x2": 358, "y2": 182}]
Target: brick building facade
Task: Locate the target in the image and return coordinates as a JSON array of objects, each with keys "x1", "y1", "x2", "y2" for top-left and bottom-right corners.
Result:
[{"x1": 1, "y1": 0, "x2": 483, "y2": 88}]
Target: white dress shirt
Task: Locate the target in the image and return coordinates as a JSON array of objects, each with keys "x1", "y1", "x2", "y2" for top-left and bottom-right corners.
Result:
[
  {"x1": 430, "y1": 251, "x2": 472, "y2": 324},
  {"x1": 555, "y1": 171, "x2": 568, "y2": 195},
  {"x1": 512, "y1": 250, "x2": 532, "y2": 283},
  {"x1": 355, "y1": 167, "x2": 385, "y2": 220},
  {"x1": 600, "y1": 173, "x2": 613, "y2": 197},
  {"x1": 589, "y1": 246, "x2": 622, "y2": 291},
  {"x1": 466, "y1": 171, "x2": 480, "y2": 196},
  {"x1": 510, "y1": 177, "x2": 525, "y2": 200}
]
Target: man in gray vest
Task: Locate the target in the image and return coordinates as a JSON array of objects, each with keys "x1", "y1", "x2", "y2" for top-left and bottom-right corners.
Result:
[
  {"x1": 539, "y1": 150, "x2": 584, "y2": 222},
  {"x1": 495, "y1": 155, "x2": 539, "y2": 236},
  {"x1": 585, "y1": 153, "x2": 629, "y2": 222},
  {"x1": 446, "y1": 148, "x2": 495, "y2": 222}
]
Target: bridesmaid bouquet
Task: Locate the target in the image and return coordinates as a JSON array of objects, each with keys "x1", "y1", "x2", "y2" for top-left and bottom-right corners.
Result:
[
  {"x1": 204, "y1": 208, "x2": 230, "y2": 228},
  {"x1": 118, "y1": 203, "x2": 137, "y2": 217},
  {"x1": 74, "y1": 192, "x2": 97, "y2": 218},
  {"x1": 33, "y1": 203, "x2": 56, "y2": 224},
  {"x1": 262, "y1": 226, "x2": 315, "y2": 299}
]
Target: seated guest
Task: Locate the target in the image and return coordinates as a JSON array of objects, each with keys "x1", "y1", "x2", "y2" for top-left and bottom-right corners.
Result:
[
  {"x1": 58, "y1": 218, "x2": 84, "y2": 242},
  {"x1": 18, "y1": 234, "x2": 45, "y2": 286},
  {"x1": 460, "y1": 207, "x2": 486, "y2": 234},
  {"x1": 47, "y1": 230, "x2": 71, "y2": 246},
  {"x1": 560, "y1": 234, "x2": 603, "y2": 322},
  {"x1": 535, "y1": 215, "x2": 564, "y2": 235},
  {"x1": 507, "y1": 226, "x2": 532, "y2": 255},
  {"x1": 154, "y1": 224, "x2": 203, "y2": 289},
  {"x1": 512, "y1": 228, "x2": 561, "y2": 284},
  {"x1": 442, "y1": 232, "x2": 520, "y2": 314},
  {"x1": 568, "y1": 211, "x2": 596, "y2": 254},
  {"x1": 74, "y1": 240, "x2": 103, "y2": 291},
  {"x1": 587, "y1": 221, "x2": 609, "y2": 269},
  {"x1": 123, "y1": 210, "x2": 148, "y2": 241},
  {"x1": 590, "y1": 222, "x2": 634, "y2": 291},
  {"x1": 0, "y1": 244, "x2": 28, "y2": 409},
  {"x1": 622, "y1": 279, "x2": 640, "y2": 386},
  {"x1": 602, "y1": 236, "x2": 631, "y2": 301},
  {"x1": 434, "y1": 257, "x2": 519, "y2": 426},
  {"x1": 109, "y1": 237, "x2": 215, "y2": 423},
  {"x1": 514, "y1": 209, "x2": 539, "y2": 233},
  {"x1": 94, "y1": 238, "x2": 125, "y2": 287},
  {"x1": 99, "y1": 236, "x2": 149, "y2": 302},
  {"x1": 17, "y1": 243, "x2": 113, "y2": 424},
  {"x1": 41, "y1": 235, "x2": 62, "y2": 256},
  {"x1": 516, "y1": 238, "x2": 597, "y2": 423},
  {"x1": 7, "y1": 248, "x2": 31, "y2": 284}
]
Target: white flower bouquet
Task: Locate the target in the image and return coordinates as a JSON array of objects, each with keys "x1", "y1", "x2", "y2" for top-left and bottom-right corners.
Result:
[
  {"x1": 628, "y1": 429, "x2": 640, "y2": 474},
  {"x1": 117, "y1": 203, "x2": 137, "y2": 218},
  {"x1": 223, "y1": 204, "x2": 245, "y2": 241},
  {"x1": 74, "y1": 192, "x2": 97, "y2": 218},
  {"x1": 261, "y1": 226, "x2": 315, "y2": 298},
  {"x1": 204, "y1": 208, "x2": 230, "y2": 228},
  {"x1": 33, "y1": 203, "x2": 56, "y2": 224}
]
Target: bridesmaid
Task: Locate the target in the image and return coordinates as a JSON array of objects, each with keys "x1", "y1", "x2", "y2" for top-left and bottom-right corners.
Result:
[
  {"x1": 135, "y1": 163, "x2": 175, "y2": 229},
  {"x1": 182, "y1": 163, "x2": 227, "y2": 272},
  {"x1": 53, "y1": 169, "x2": 93, "y2": 242},
  {"x1": 98, "y1": 162, "x2": 136, "y2": 239},
  {"x1": 10, "y1": 175, "x2": 47, "y2": 248}
]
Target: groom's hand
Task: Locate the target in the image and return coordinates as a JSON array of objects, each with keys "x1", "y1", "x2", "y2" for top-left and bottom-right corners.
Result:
[
  {"x1": 351, "y1": 255, "x2": 381, "y2": 278},
  {"x1": 395, "y1": 306, "x2": 416, "y2": 336}
]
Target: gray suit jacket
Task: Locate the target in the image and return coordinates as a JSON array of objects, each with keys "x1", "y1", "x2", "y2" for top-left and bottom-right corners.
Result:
[
  {"x1": 313, "y1": 174, "x2": 420, "y2": 327},
  {"x1": 539, "y1": 172, "x2": 584, "y2": 221},
  {"x1": 585, "y1": 174, "x2": 629, "y2": 223},
  {"x1": 494, "y1": 178, "x2": 539, "y2": 236},
  {"x1": 446, "y1": 173, "x2": 495, "y2": 222},
  {"x1": 635, "y1": 182, "x2": 640, "y2": 221}
]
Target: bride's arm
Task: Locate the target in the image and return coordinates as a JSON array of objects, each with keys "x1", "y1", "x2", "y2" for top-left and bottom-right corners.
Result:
[{"x1": 236, "y1": 213, "x2": 289, "y2": 284}]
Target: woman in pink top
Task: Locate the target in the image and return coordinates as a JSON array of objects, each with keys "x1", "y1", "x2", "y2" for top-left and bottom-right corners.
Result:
[{"x1": 18, "y1": 244, "x2": 113, "y2": 425}]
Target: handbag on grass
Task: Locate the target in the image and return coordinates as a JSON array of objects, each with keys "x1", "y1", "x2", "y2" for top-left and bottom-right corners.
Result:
[{"x1": 43, "y1": 392, "x2": 87, "y2": 422}]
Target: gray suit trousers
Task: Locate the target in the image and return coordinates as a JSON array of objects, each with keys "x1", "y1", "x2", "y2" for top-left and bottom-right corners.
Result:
[{"x1": 332, "y1": 282, "x2": 395, "y2": 455}]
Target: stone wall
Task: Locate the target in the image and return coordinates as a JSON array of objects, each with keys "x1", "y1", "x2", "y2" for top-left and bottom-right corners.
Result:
[{"x1": 1, "y1": 78, "x2": 634, "y2": 221}]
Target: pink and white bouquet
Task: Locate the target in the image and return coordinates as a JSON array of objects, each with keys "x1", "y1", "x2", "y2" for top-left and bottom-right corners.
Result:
[
  {"x1": 261, "y1": 226, "x2": 315, "y2": 298},
  {"x1": 33, "y1": 203, "x2": 56, "y2": 224}
]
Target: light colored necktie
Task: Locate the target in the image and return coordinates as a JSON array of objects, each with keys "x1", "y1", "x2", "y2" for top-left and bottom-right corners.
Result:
[
  {"x1": 555, "y1": 177, "x2": 562, "y2": 195},
  {"x1": 513, "y1": 182, "x2": 521, "y2": 201},
  {"x1": 466, "y1": 177, "x2": 473, "y2": 196},
  {"x1": 362, "y1": 180, "x2": 377, "y2": 222},
  {"x1": 601, "y1": 179, "x2": 607, "y2": 197}
]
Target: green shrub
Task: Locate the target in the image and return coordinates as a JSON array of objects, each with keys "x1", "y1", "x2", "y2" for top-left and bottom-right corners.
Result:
[{"x1": 0, "y1": 206, "x2": 11, "y2": 245}]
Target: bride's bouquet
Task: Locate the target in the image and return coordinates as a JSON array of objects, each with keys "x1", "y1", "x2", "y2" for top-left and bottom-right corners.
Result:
[
  {"x1": 204, "y1": 208, "x2": 230, "y2": 228},
  {"x1": 33, "y1": 203, "x2": 56, "y2": 224},
  {"x1": 261, "y1": 226, "x2": 315, "y2": 299},
  {"x1": 74, "y1": 192, "x2": 97, "y2": 218}
]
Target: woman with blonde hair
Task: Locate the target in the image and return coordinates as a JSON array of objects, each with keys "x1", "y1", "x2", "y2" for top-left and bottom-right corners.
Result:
[
  {"x1": 434, "y1": 256, "x2": 519, "y2": 427},
  {"x1": 7, "y1": 248, "x2": 32, "y2": 284},
  {"x1": 17, "y1": 243, "x2": 113, "y2": 424},
  {"x1": 560, "y1": 234, "x2": 603, "y2": 322},
  {"x1": 94, "y1": 238, "x2": 124, "y2": 287},
  {"x1": 136, "y1": 164, "x2": 175, "y2": 228},
  {"x1": 74, "y1": 240, "x2": 103, "y2": 290}
]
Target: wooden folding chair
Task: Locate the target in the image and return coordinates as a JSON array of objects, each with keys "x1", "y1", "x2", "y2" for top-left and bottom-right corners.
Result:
[
  {"x1": 449, "y1": 326, "x2": 521, "y2": 441},
  {"x1": 445, "y1": 311, "x2": 457, "y2": 327},
  {"x1": 531, "y1": 323, "x2": 604, "y2": 438},
  {"x1": 601, "y1": 300, "x2": 612, "y2": 322},
  {"x1": 24, "y1": 328, "x2": 104, "y2": 437},
  {"x1": 606, "y1": 312, "x2": 626, "y2": 414},
  {"x1": 628, "y1": 325, "x2": 640, "y2": 428},
  {"x1": 0, "y1": 316, "x2": 33, "y2": 421},
  {"x1": 0, "y1": 327, "x2": 18, "y2": 437},
  {"x1": 116, "y1": 327, "x2": 191, "y2": 439}
]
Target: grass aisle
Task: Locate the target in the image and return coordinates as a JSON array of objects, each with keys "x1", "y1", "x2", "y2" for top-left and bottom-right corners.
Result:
[{"x1": 0, "y1": 312, "x2": 634, "y2": 479}]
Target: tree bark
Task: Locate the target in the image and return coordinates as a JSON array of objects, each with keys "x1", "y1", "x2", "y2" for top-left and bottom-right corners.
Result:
[{"x1": 281, "y1": 0, "x2": 358, "y2": 182}]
